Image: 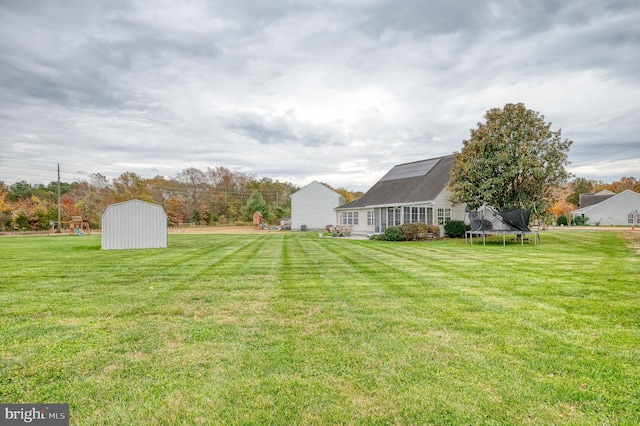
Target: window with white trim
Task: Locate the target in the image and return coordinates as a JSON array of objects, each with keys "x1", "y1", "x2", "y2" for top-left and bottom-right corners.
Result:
[
  {"x1": 403, "y1": 206, "x2": 427, "y2": 223},
  {"x1": 437, "y1": 208, "x2": 451, "y2": 225},
  {"x1": 387, "y1": 207, "x2": 401, "y2": 226},
  {"x1": 342, "y1": 211, "x2": 359, "y2": 225},
  {"x1": 414, "y1": 207, "x2": 425, "y2": 223},
  {"x1": 367, "y1": 211, "x2": 374, "y2": 226}
]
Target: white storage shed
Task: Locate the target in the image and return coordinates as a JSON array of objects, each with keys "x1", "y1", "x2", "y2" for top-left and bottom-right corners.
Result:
[{"x1": 101, "y1": 199, "x2": 168, "y2": 250}]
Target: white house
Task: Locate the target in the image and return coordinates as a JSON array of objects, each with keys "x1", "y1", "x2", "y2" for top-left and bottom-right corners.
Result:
[
  {"x1": 101, "y1": 199, "x2": 168, "y2": 250},
  {"x1": 290, "y1": 181, "x2": 345, "y2": 231},
  {"x1": 578, "y1": 189, "x2": 615, "y2": 209},
  {"x1": 335, "y1": 155, "x2": 466, "y2": 234},
  {"x1": 572, "y1": 189, "x2": 640, "y2": 226}
]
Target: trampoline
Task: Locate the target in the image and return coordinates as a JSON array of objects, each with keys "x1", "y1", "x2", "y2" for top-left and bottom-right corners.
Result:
[{"x1": 466, "y1": 206, "x2": 539, "y2": 246}]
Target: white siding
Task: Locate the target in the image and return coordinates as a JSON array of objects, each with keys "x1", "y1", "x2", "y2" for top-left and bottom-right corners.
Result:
[
  {"x1": 101, "y1": 200, "x2": 168, "y2": 250},
  {"x1": 575, "y1": 190, "x2": 640, "y2": 225},
  {"x1": 335, "y1": 208, "x2": 371, "y2": 234},
  {"x1": 434, "y1": 188, "x2": 467, "y2": 223},
  {"x1": 291, "y1": 181, "x2": 345, "y2": 230}
]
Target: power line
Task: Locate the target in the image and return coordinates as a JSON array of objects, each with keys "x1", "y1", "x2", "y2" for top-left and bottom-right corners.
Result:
[
  {"x1": 0, "y1": 156, "x2": 81, "y2": 168},
  {"x1": 0, "y1": 156, "x2": 60, "y2": 165},
  {"x1": 0, "y1": 158, "x2": 94, "y2": 186}
]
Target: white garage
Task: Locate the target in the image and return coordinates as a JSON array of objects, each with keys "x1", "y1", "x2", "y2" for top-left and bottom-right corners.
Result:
[
  {"x1": 290, "y1": 181, "x2": 345, "y2": 231},
  {"x1": 101, "y1": 199, "x2": 168, "y2": 250}
]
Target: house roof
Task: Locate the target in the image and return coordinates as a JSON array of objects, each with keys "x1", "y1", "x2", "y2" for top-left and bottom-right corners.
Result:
[
  {"x1": 573, "y1": 189, "x2": 640, "y2": 215},
  {"x1": 337, "y1": 154, "x2": 454, "y2": 209},
  {"x1": 579, "y1": 189, "x2": 616, "y2": 208}
]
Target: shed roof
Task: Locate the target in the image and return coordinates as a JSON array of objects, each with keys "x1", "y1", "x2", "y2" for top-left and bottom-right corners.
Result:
[{"x1": 102, "y1": 199, "x2": 168, "y2": 215}]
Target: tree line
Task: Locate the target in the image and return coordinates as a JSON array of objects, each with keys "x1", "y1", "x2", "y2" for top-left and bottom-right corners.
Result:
[
  {"x1": 0, "y1": 166, "x2": 361, "y2": 232},
  {"x1": 1, "y1": 142, "x2": 637, "y2": 233}
]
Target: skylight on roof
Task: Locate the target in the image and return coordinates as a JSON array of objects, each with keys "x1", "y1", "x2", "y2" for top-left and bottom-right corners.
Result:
[{"x1": 379, "y1": 158, "x2": 440, "y2": 181}]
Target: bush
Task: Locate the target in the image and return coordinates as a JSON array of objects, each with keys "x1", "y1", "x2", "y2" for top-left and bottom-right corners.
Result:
[
  {"x1": 444, "y1": 220, "x2": 467, "y2": 238},
  {"x1": 370, "y1": 223, "x2": 441, "y2": 241},
  {"x1": 572, "y1": 216, "x2": 587, "y2": 226},
  {"x1": 401, "y1": 223, "x2": 419, "y2": 241},
  {"x1": 427, "y1": 225, "x2": 441, "y2": 237},
  {"x1": 556, "y1": 215, "x2": 568, "y2": 226},
  {"x1": 415, "y1": 222, "x2": 429, "y2": 239},
  {"x1": 384, "y1": 226, "x2": 405, "y2": 241}
]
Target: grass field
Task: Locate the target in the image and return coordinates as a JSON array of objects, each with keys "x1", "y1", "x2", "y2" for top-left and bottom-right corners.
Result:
[{"x1": 1, "y1": 231, "x2": 639, "y2": 425}]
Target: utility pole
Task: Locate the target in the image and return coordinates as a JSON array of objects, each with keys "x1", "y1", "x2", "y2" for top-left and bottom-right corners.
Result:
[{"x1": 57, "y1": 163, "x2": 61, "y2": 233}]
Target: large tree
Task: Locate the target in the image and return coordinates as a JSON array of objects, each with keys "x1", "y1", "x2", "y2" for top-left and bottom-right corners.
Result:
[
  {"x1": 448, "y1": 103, "x2": 573, "y2": 214},
  {"x1": 566, "y1": 177, "x2": 594, "y2": 206}
]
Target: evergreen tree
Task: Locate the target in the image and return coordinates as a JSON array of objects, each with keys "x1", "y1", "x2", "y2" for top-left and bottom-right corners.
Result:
[{"x1": 241, "y1": 190, "x2": 270, "y2": 222}]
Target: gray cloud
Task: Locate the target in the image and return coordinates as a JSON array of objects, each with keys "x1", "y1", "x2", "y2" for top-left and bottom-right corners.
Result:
[
  {"x1": 1, "y1": 0, "x2": 639, "y2": 191},
  {"x1": 222, "y1": 110, "x2": 348, "y2": 147}
]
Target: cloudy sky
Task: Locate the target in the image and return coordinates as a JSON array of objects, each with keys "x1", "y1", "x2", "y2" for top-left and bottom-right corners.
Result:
[{"x1": 1, "y1": 0, "x2": 639, "y2": 191}]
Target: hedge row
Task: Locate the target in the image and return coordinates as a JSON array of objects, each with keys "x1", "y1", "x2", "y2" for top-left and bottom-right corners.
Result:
[
  {"x1": 369, "y1": 223, "x2": 441, "y2": 241},
  {"x1": 369, "y1": 220, "x2": 470, "y2": 241}
]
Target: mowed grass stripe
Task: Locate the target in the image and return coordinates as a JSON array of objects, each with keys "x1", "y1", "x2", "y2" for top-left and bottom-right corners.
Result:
[
  {"x1": 0, "y1": 231, "x2": 639, "y2": 424},
  {"x1": 269, "y1": 237, "x2": 541, "y2": 422},
  {"x1": 305, "y1": 234, "x2": 640, "y2": 423}
]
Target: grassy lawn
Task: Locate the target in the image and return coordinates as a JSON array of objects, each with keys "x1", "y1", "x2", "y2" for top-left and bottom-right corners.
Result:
[{"x1": 1, "y1": 231, "x2": 639, "y2": 425}]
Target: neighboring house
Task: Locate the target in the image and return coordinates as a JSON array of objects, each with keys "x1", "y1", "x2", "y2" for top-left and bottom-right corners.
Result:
[
  {"x1": 335, "y1": 154, "x2": 466, "y2": 234},
  {"x1": 572, "y1": 189, "x2": 640, "y2": 226},
  {"x1": 102, "y1": 199, "x2": 168, "y2": 250},
  {"x1": 290, "y1": 181, "x2": 345, "y2": 231},
  {"x1": 578, "y1": 189, "x2": 615, "y2": 209}
]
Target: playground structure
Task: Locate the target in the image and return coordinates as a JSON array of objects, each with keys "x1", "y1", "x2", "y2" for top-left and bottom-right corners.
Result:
[
  {"x1": 253, "y1": 211, "x2": 280, "y2": 231},
  {"x1": 253, "y1": 211, "x2": 264, "y2": 230},
  {"x1": 69, "y1": 215, "x2": 90, "y2": 236}
]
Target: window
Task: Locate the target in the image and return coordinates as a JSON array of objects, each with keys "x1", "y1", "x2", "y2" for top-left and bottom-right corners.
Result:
[
  {"x1": 387, "y1": 207, "x2": 401, "y2": 226},
  {"x1": 437, "y1": 208, "x2": 451, "y2": 225},
  {"x1": 367, "y1": 211, "x2": 374, "y2": 226},
  {"x1": 342, "y1": 211, "x2": 359, "y2": 225},
  {"x1": 403, "y1": 206, "x2": 427, "y2": 223},
  {"x1": 629, "y1": 213, "x2": 635, "y2": 224}
]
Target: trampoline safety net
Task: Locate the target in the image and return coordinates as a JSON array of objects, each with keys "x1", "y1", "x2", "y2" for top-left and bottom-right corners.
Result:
[{"x1": 468, "y1": 206, "x2": 531, "y2": 233}]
